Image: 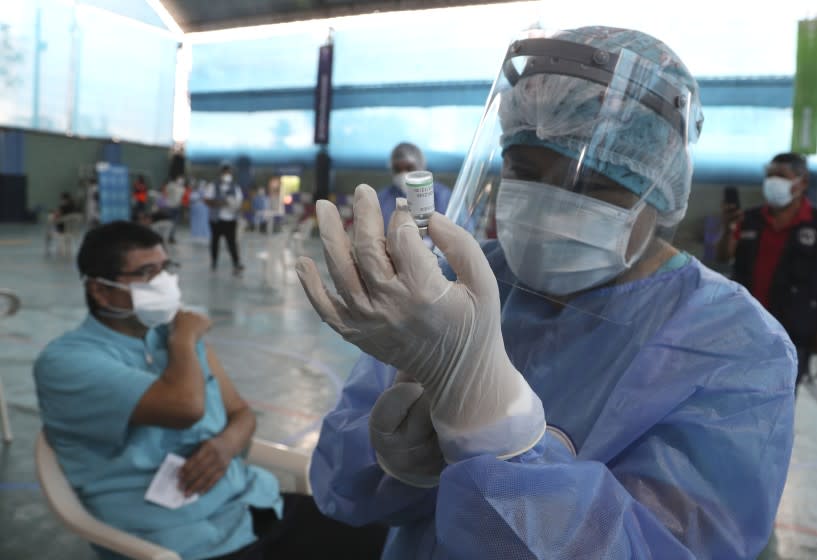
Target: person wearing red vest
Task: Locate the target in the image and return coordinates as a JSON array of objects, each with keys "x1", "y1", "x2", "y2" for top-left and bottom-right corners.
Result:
[
  {"x1": 717, "y1": 152, "x2": 814, "y2": 392},
  {"x1": 133, "y1": 174, "x2": 149, "y2": 217}
]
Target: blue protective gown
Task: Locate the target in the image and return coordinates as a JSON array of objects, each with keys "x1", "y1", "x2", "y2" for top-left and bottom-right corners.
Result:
[
  {"x1": 310, "y1": 244, "x2": 796, "y2": 560},
  {"x1": 189, "y1": 190, "x2": 211, "y2": 243}
]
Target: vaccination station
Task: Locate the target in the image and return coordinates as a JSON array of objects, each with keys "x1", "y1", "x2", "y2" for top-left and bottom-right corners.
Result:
[{"x1": 3, "y1": 0, "x2": 817, "y2": 558}]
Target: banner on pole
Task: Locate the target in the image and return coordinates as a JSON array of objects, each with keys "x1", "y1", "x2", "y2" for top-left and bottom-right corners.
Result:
[
  {"x1": 792, "y1": 18, "x2": 817, "y2": 154},
  {"x1": 314, "y1": 43, "x2": 334, "y2": 145}
]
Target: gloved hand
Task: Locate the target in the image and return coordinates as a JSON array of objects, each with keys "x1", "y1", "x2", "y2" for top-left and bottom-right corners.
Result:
[
  {"x1": 296, "y1": 184, "x2": 545, "y2": 462},
  {"x1": 369, "y1": 375, "x2": 445, "y2": 487}
]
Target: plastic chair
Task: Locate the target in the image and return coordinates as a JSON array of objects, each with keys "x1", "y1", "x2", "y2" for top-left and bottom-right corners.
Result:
[
  {"x1": 150, "y1": 220, "x2": 174, "y2": 244},
  {"x1": 254, "y1": 209, "x2": 285, "y2": 234},
  {"x1": 47, "y1": 213, "x2": 85, "y2": 257},
  {"x1": 804, "y1": 355, "x2": 817, "y2": 403},
  {"x1": 36, "y1": 431, "x2": 312, "y2": 560},
  {"x1": 0, "y1": 289, "x2": 21, "y2": 443},
  {"x1": 288, "y1": 216, "x2": 316, "y2": 258},
  {"x1": 253, "y1": 209, "x2": 269, "y2": 232},
  {"x1": 257, "y1": 233, "x2": 288, "y2": 289},
  {"x1": 236, "y1": 216, "x2": 249, "y2": 243},
  {"x1": 256, "y1": 214, "x2": 314, "y2": 288}
]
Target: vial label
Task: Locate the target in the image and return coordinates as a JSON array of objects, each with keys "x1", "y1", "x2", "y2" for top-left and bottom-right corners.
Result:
[{"x1": 406, "y1": 182, "x2": 435, "y2": 216}]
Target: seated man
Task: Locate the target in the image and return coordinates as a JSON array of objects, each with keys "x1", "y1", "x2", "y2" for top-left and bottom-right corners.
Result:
[
  {"x1": 46, "y1": 191, "x2": 82, "y2": 255},
  {"x1": 53, "y1": 191, "x2": 80, "y2": 232},
  {"x1": 34, "y1": 221, "x2": 386, "y2": 560},
  {"x1": 377, "y1": 142, "x2": 452, "y2": 227}
]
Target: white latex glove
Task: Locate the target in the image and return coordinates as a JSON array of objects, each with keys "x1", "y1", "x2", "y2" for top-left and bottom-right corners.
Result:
[
  {"x1": 296, "y1": 184, "x2": 545, "y2": 462},
  {"x1": 369, "y1": 377, "x2": 445, "y2": 487}
]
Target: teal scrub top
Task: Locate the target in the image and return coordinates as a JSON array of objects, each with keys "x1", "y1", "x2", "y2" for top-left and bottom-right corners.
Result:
[
  {"x1": 656, "y1": 251, "x2": 691, "y2": 273},
  {"x1": 34, "y1": 315, "x2": 282, "y2": 560}
]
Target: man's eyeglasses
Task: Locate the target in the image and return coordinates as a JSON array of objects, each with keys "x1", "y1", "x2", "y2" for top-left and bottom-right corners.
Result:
[{"x1": 117, "y1": 260, "x2": 181, "y2": 282}]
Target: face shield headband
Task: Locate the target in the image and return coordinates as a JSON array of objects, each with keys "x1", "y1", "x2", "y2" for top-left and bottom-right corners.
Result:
[{"x1": 501, "y1": 37, "x2": 703, "y2": 145}]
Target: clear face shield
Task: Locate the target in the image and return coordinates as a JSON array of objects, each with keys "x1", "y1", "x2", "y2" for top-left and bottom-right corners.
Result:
[{"x1": 445, "y1": 28, "x2": 702, "y2": 320}]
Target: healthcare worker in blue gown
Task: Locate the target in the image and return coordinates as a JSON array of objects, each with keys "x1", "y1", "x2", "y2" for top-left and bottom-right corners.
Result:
[
  {"x1": 189, "y1": 181, "x2": 211, "y2": 245},
  {"x1": 295, "y1": 26, "x2": 796, "y2": 560},
  {"x1": 377, "y1": 142, "x2": 452, "y2": 229}
]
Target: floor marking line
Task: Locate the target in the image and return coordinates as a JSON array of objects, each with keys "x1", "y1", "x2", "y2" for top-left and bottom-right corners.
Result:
[
  {"x1": 0, "y1": 482, "x2": 41, "y2": 491},
  {"x1": 246, "y1": 399, "x2": 321, "y2": 421},
  {"x1": 775, "y1": 521, "x2": 817, "y2": 537}
]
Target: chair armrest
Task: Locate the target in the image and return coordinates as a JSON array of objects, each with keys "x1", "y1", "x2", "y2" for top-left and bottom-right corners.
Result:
[
  {"x1": 36, "y1": 432, "x2": 181, "y2": 560},
  {"x1": 247, "y1": 437, "x2": 312, "y2": 495},
  {"x1": 0, "y1": 289, "x2": 21, "y2": 317}
]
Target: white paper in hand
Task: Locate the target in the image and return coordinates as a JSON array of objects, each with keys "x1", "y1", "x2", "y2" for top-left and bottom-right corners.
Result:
[{"x1": 144, "y1": 453, "x2": 199, "y2": 509}]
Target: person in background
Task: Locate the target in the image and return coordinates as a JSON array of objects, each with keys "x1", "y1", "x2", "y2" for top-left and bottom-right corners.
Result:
[
  {"x1": 181, "y1": 181, "x2": 193, "y2": 223},
  {"x1": 266, "y1": 176, "x2": 285, "y2": 233},
  {"x1": 189, "y1": 181, "x2": 211, "y2": 246},
  {"x1": 148, "y1": 188, "x2": 167, "y2": 226},
  {"x1": 133, "y1": 175, "x2": 149, "y2": 217},
  {"x1": 85, "y1": 178, "x2": 100, "y2": 228},
  {"x1": 296, "y1": 26, "x2": 796, "y2": 559},
  {"x1": 133, "y1": 208, "x2": 153, "y2": 227},
  {"x1": 155, "y1": 186, "x2": 169, "y2": 212},
  {"x1": 697, "y1": 185, "x2": 738, "y2": 274},
  {"x1": 164, "y1": 176, "x2": 186, "y2": 244},
  {"x1": 53, "y1": 191, "x2": 79, "y2": 233},
  {"x1": 34, "y1": 221, "x2": 388, "y2": 560},
  {"x1": 204, "y1": 165, "x2": 244, "y2": 276},
  {"x1": 267, "y1": 176, "x2": 283, "y2": 215},
  {"x1": 717, "y1": 152, "x2": 815, "y2": 393},
  {"x1": 377, "y1": 142, "x2": 452, "y2": 228},
  {"x1": 239, "y1": 186, "x2": 254, "y2": 230},
  {"x1": 250, "y1": 187, "x2": 270, "y2": 233}
]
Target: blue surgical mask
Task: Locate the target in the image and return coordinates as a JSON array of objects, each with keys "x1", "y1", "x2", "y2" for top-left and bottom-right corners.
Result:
[{"x1": 495, "y1": 179, "x2": 652, "y2": 295}]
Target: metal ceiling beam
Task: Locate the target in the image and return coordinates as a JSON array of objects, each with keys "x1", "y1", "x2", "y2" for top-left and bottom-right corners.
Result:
[
  {"x1": 190, "y1": 77, "x2": 795, "y2": 112},
  {"x1": 162, "y1": 0, "x2": 522, "y2": 32}
]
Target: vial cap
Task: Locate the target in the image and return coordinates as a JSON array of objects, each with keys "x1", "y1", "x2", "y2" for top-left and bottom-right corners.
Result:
[{"x1": 405, "y1": 170, "x2": 433, "y2": 187}]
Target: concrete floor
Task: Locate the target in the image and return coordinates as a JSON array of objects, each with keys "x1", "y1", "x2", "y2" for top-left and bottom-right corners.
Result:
[{"x1": 0, "y1": 222, "x2": 816, "y2": 559}]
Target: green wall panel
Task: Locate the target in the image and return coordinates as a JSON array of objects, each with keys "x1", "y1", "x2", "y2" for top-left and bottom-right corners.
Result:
[{"x1": 22, "y1": 130, "x2": 169, "y2": 215}]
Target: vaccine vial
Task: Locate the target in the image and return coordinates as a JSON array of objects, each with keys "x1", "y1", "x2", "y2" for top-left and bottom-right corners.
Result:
[{"x1": 404, "y1": 170, "x2": 435, "y2": 233}]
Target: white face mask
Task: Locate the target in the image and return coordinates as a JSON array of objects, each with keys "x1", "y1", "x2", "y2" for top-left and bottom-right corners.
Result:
[
  {"x1": 495, "y1": 179, "x2": 652, "y2": 296},
  {"x1": 762, "y1": 176, "x2": 794, "y2": 208},
  {"x1": 93, "y1": 271, "x2": 182, "y2": 329},
  {"x1": 393, "y1": 172, "x2": 409, "y2": 194},
  {"x1": 221, "y1": 174, "x2": 233, "y2": 183}
]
